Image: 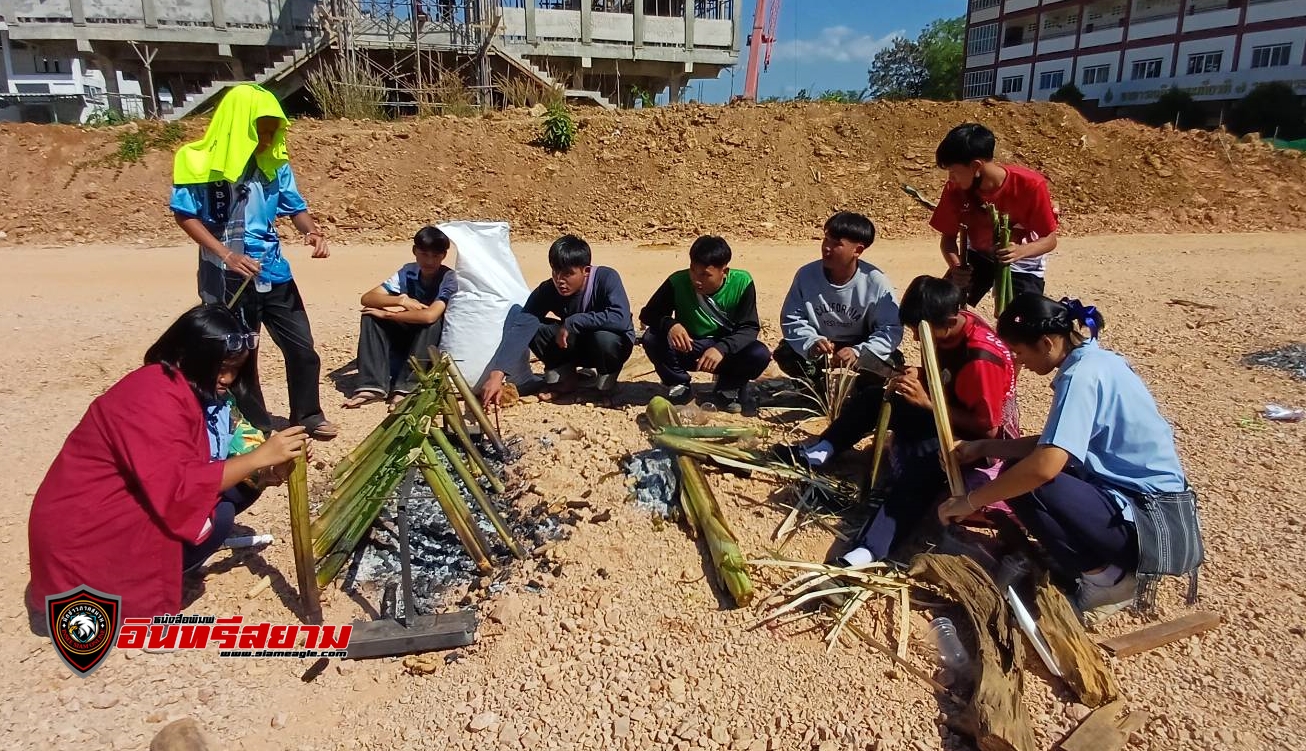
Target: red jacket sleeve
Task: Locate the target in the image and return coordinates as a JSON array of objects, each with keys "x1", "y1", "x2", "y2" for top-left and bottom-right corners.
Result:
[
  {"x1": 951, "y1": 359, "x2": 1008, "y2": 434},
  {"x1": 930, "y1": 186, "x2": 963, "y2": 236},
  {"x1": 96, "y1": 369, "x2": 224, "y2": 543}
]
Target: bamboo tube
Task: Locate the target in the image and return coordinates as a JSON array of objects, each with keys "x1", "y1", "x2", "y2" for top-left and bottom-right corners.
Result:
[
  {"x1": 314, "y1": 451, "x2": 416, "y2": 584},
  {"x1": 868, "y1": 395, "x2": 893, "y2": 490},
  {"x1": 314, "y1": 432, "x2": 420, "y2": 558},
  {"x1": 418, "y1": 460, "x2": 493, "y2": 573},
  {"x1": 422, "y1": 437, "x2": 525, "y2": 559},
  {"x1": 918, "y1": 324, "x2": 966, "y2": 496},
  {"x1": 332, "y1": 386, "x2": 439, "y2": 480},
  {"x1": 441, "y1": 391, "x2": 505, "y2": 494},
  {"x1": 420, "y1": 442, "x2": 495, "y2": 558},
  {"x1": 646, "y1": 397, "x2": 754, "y2": 607},
  {"x1": 287, "y1": 453, "x2": 322, "y2": 623},
  {"x1": 439, "y1": 350, "x2": 506, "y2": 455}
]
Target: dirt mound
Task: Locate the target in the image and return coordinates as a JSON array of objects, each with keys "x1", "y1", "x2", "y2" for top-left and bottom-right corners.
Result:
[{"x1": 3, "y1": 100, "x2": 1305, "y2": 246}]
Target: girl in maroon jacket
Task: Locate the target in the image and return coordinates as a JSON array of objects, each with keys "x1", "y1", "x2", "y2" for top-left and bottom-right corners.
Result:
[{"x1": 28, "y1": 305, "x2": 308, "y2": 623}]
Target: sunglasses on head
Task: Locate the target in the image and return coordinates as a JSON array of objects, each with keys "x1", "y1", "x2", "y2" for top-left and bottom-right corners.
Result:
[{"x1": 207, "y1": 332, "x2": 259, "y2": 353}]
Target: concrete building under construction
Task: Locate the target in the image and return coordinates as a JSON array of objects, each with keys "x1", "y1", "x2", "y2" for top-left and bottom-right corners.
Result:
[{"x1": 0, "y1": 0, "x2": 743, "y2": 122}]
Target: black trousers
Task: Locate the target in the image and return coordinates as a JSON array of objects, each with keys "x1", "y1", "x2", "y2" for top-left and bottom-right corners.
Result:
[
  {"x1": 965, "y1": 253, "x2": 1046, "y2": 308},
  {"x1": 641, "y1": 324, "x2": 771, "y2": 392},
  {"x1": 530, "y1": 322, "x2": 634, "y2": 376},
  {"x1": 356, "y1": 316, "x2": 444, "y2": 395},
  {"x1": 183, "y1": 484, "x2": 262, "y2": 571},
  {"x1": 203, "y1": 269, "x2": 325, "y2": 432}
]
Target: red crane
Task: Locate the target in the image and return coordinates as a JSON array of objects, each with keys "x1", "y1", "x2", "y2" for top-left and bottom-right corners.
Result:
[{"x1": 741, "y1": 0, "x2": 780, "y2": 101}]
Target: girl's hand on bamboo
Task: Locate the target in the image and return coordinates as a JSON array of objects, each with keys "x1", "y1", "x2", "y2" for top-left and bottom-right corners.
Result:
[
  {"x1": 937, "y1": 495, "x2": 973, "y2": 525},
  {"x1": 888, "y1": 367, "x2": 931, "y2": 410},
  {"x1": 256, "y1": 425, "x2": 310, "y2": 467},
  {"x1": 952, "y1": 439, "x2": 986, "y2": 465},
  {"x1": 222, "y1": 250, "x2": 261, "y2": 279}
]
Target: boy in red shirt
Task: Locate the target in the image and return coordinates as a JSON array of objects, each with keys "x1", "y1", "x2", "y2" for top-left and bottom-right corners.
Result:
[
  {"x1": 834, "y1": 276, "x2": 1019, "y2": 564},
  {"x1": 930, "y1": 123, "x2": 1059, "y2": 308}
]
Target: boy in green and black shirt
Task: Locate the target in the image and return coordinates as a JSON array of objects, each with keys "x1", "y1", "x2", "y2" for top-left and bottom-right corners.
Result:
[{"x1": 638, "y1": 235, "x2": 772, "y2": 413}]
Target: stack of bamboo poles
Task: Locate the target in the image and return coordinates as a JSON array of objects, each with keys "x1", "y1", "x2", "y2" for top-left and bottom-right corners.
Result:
[
  {"x1": 989, "y1": 205, "x2": 1014, "y2": 316},
  {"x1": 286, "y1": 353, "x2": 524, "y2": 619}
]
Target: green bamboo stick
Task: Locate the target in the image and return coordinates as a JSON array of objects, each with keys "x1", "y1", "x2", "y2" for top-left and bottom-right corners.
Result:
[
  {"x1": 425, "y1": 429, "x2": 526, "y2": 559},
  {"x1": 439, "y1": 350, "x2": 506, "y2": 456},
  {"x1": 418, "y1": 461, "x2": 493, "y2": 573},
  {"x1": 441, "y1": 391, "x2": 505, "y2": 494},
  {"x1": 332, "y1": 386, "x2": 440, "y2": 480},
  {"x1": 313, "y1": 434, "x2": 418, "y2": 559},
  {"x1": 868, "y1": 395, "x2": 893, "y2": 490},
  {"x1": 287, "y1": 453, "x2": 322, "y2": 623},
  {"x1": 314, "y1": 458, "x2": 413, "y2": 585}
]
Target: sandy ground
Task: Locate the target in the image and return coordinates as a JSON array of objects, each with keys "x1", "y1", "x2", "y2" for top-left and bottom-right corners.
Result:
[{"x1": 2, "y1": 233, "x2": 1305, "y2": 750}]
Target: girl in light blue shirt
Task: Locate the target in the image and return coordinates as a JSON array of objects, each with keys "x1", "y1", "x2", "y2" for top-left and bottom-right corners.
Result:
[{"x1": 939, "y1": 294, "x2": 1204, "y2": 620}]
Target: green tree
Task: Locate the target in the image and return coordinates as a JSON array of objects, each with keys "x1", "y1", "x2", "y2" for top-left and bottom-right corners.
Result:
[
  {"x1": 867, "y1": 17, "x2": 964, "y2": 101},
  {"x1": 867, "y1": 38, "x2": 928, "y2": 100},
  {"x1": 1050, "y1": 83, "x2": 1086, "y2": 108},
  {"x1": 1145, "y1": 87, "x2": 1204, "y2": 128},
  {"x1": 917, "y1": 17, "x2": 965, "y2": 101},
  {"x1": 1229, "y1": 82, "x2": 1305, "y2": 140}
]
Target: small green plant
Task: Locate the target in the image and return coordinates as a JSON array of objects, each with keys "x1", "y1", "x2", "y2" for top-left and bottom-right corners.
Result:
[
  {"x1": 116, "y1": 131, "x2": 148, "y2": 162},
  {"x1": 540, "y1": 101, "x2": 577, "y2": 152},
  {"x1": 630, "y1": 85, "x2": 656, "y2": 109},
  {"x1": 153, "y1": 120, "x2": 185, "y2": 148},
  {"x1": 85, "y1": 107, "x2": 132, "y2": 127}
]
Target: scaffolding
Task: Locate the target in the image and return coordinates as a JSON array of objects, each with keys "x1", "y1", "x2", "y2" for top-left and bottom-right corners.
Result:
[{"x1": 315, "y1": 0, "x2": 497, "y2": 111}]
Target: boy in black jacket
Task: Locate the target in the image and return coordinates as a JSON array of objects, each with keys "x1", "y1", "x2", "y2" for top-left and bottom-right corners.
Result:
[{"x1": 524, "y1": 234, "x2": 635, "y2": 399}]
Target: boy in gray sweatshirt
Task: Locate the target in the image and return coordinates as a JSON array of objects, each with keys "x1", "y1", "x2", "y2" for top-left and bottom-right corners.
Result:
[{"x1": 774, "y1": 212, "x2": 904, "y2": 390}]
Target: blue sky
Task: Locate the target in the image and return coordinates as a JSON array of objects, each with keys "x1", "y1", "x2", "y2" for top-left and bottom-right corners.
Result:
[{"x1": 686, "y1": 0, "x2": 967, "y2": 103}]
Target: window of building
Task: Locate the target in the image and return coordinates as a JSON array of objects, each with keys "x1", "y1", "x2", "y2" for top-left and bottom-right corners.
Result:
[
  {"x1": 967, "y1": 22, "x2": 999, "y2": 56},
  {"x1": 1186, "y1": 51, "x2": 1222, "y2": 74},
  {"x1": 1082, "y1": 64, "x2": 1110, "y2": 85},
  {"x1": 970, "y1": 0, "x2": 1001, "y2": 11},
  {"x1": 1001, "y1": 75, "x2": 1025, "y2": 95},
  {"x1": 1003, "y1": 24, "x2": 1026, "y2": 47},
  {"x1": 39, "y1": 57, "x2": 62, "y2": 74},
  {"x1": 1038, "y1": 69, "x2": 1065, "y2": 90},
  {"x1": 1131, "y1": 58, "x2": 1163, "y2": 79},
  {"x1": 1251, "y1": 43, "x2": 1292, "y2": 69},
  {"x1": 963, "y1": 69, "x2": 996, "y2": 99}
]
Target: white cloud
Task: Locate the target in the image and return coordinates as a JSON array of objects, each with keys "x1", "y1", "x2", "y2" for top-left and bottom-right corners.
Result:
[{"x1": 770, "y1": 26, "x2": 906, "y2": 65}]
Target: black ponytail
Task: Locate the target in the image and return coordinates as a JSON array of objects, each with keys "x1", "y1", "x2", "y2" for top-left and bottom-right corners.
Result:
[{"x1": 997, "y1": 293, "x2": 1105, "y2": 347}]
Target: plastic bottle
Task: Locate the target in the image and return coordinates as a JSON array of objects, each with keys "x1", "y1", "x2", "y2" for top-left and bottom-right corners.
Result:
[
  {"x1": 927, "y1": 617, "x2": 972, "y2": 671},
  {"x1": 255, "y1": 277, "x2": 272, "y2": 294}
]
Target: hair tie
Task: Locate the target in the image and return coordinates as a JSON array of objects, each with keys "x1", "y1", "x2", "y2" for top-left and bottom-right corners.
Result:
[{"x1": 1060, "y1": 298, "x2": 1101, "y2": 338}]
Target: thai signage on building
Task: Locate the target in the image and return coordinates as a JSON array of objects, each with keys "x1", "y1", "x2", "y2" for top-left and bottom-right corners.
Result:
[{"x1": 1101, "y1": 65, "x2": 1306, "y2": 105}]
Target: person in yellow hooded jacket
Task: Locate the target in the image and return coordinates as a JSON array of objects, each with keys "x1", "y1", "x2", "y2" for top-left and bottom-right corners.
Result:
[{"x1": 170, "y1": 84, "x2": 339, "y2": 440}]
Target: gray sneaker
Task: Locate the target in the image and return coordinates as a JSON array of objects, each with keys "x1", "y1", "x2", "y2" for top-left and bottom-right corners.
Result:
[
  {"x1": 594, "y1": 373, "x2": 618, "y2": 392},
  {"x1": 1074, "y1": 572, "x2": 1137, "y2": 623},
  {"x1": 667, "y1": 383, "x2": 692, "y2": 405}
]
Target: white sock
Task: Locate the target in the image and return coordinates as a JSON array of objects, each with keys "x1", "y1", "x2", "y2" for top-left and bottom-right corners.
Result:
[
  {"x1": 1083, "y1": 564, "x2": 1125, "y2": 586},
  {"x1": 803, "y1": 440, "x2": 835, "y2": 467}
]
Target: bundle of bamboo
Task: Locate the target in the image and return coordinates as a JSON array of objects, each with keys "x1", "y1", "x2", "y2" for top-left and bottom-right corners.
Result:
[
  {"x1": 645, "y1": 397, "x2": 754, "y2": 607},
  {"x1": 287, "y1": 354, "x2": 523, "y2": 615},
  {"x1": 988, "y1": 205, "x2": 1014, "y2": 316}
]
